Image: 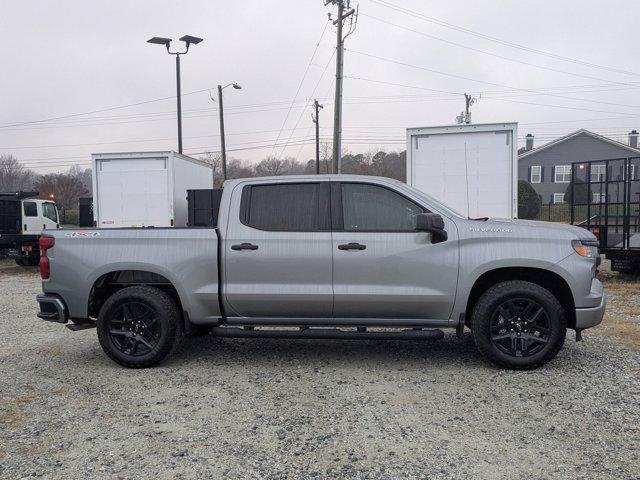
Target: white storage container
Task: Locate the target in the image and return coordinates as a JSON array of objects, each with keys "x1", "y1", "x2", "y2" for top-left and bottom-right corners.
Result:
[
  {"x1": 406, "y1": 123, "x2": 518, "y2": 219},
  {"x1": 91, "y1": 151, "x2": 212, "y2": 228}
]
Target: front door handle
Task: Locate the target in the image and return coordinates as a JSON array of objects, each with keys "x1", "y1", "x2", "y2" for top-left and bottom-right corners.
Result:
[
  {"x1": 231, "y1": 243, "x2": 259, "y2": 251},
  {"x1": 338, "y1": 242, "x2": 366, "y2": 251}
]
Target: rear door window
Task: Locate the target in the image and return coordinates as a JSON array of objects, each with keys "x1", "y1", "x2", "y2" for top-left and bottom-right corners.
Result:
[
  {"x1": 241, "y1": 183, "x2": 329, "y2": 231},
  {"x1": 23, "y1": 202, "x2": 37, "y2": 217}
]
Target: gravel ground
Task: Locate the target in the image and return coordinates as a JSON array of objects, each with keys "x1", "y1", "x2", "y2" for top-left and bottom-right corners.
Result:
[{"x1": 0, "y1": 259, "x2": 639, "y2": 480}]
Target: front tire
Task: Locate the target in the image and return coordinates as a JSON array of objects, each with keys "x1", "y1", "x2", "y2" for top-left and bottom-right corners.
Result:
[
  {"x1": 471, "y1": 280, "x2": 566, "y2": 370},
  {"x1": 97, "y1": 286, "x2": 179, "y2": 368}
]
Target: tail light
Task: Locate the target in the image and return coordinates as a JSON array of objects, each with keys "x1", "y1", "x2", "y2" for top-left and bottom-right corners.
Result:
[{"x1": 39, "y1": 235, "x2": 55, "y2": 279}]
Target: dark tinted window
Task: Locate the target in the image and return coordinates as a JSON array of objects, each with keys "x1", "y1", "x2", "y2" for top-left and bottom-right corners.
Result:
[
  {"x1": 341, "y1": 183, "x2": 424, "y2": 232},
  {"x1": 23, "y1": 202, "x2": 37, "y2": 217},
  {"x1": 43, "y1": 203, "x2": 57, "y2": 222},
  {"x1": 244, "y1": 183, "x2": 325, "y2": 231}
]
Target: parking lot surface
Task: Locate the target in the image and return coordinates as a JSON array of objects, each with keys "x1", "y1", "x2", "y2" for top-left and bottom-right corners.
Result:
[{"x1": 0, "y1": 260, "x2": 639, "y2": 479}]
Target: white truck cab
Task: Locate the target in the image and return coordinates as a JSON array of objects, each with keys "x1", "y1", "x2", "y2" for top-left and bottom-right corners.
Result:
[
  {"x1": 0, "y1": 193, "x2": 60, "y2": 266},
  {"x1": 21, "y1": 198, "x2": 60, "y2": 233}
]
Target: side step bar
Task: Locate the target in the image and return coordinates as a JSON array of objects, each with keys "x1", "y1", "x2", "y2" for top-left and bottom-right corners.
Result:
[{"x1": 210, "y1": 327, "x2": 444, "y2": 340}]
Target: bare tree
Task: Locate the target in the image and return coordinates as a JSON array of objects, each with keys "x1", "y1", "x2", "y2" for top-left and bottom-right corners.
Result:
[
  {"x1": 68, "y1": 165, "x2": 93, "y2": 194},
  {"x1": 200, "y1": 152, "x2": 223, "y2": 188},
  {"x1": 201, "y1": 152, "x2": 256, "y2": 187},
  {"x1": 254, "y1": 156, "x2": 287, "y2": 176},
  {"x1": 0, "y1": 155, "x2": 38, "y2": 192},
  {"x1": 34, "y1": 173, "x2": 88, "y2": 209}
]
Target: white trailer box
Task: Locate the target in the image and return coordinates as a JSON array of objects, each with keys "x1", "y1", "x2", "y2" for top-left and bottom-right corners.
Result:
[
  {"x1": 406, "y1": 123, "x2": 518, "y2": 219},
  {"x1": 91, "y1": 151, "x2": 212, "y2": 228}
]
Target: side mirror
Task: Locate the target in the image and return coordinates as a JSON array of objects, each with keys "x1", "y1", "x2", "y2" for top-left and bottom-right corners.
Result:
[{"x1": 416, "y1": 213, "x2": 447, "y2": 243}]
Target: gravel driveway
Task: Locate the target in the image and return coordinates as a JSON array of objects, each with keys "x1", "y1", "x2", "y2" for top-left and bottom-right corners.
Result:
[{"x1": 1, "y1": 260, "x2": 639, "y2": 479}]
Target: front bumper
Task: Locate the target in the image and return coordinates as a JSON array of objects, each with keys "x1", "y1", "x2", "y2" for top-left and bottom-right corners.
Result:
[
  {"x1": 575, "y1": 278, "x2": 606, "y2": 329},
  {"x1": 36, "y1": 294, "x2": 68, "y2": 323}
]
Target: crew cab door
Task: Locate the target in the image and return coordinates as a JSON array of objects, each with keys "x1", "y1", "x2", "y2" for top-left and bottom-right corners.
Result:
[
  {"x1": 224, "y1": 181, "x2": 333, "y2": 318},
  {"x1": 331, "y1": 181, "x2": 458, "y2": 320}
]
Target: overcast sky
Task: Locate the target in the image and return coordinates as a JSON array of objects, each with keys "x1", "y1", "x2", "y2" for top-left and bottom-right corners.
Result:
[{"x1": 1, "y1": 0, "x2": 638, "y2": 172}]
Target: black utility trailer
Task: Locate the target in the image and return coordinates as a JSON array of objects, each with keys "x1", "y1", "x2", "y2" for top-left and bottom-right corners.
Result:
[
  {"x1": 186, "y1": 189, "x2": 223, "y2": 227},
  {"x1": 570, "y1": 157, "x2": 640, "y2": 273},
  {"x1": 78, "y1": 197, "x2": 94, "y2": 228},
  {"x1": 0, "y1": 191, "x2": 41, "y2": 266}
]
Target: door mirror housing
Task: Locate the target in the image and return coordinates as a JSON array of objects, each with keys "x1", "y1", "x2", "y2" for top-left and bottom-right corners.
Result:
[{"x1": 416, "y1": 213, "x2": 447, "y2": 242}]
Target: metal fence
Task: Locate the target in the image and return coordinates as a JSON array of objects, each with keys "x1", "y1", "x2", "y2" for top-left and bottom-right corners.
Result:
[{"x1": 534, "y1": 203, "x2": 572, "y2": 223}]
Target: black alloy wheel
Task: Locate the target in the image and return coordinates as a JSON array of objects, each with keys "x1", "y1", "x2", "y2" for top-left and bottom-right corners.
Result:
[
  {"x1": 97, "y1": 286, "x2": 179, "y2": 368},
  {"x1": 107, "y1": 302, "x2": 160, "y2": 357},
  {"x1": 489, "y1": 298, "x2": 550, "y2": 358},
  {"x1": 471, "y1": 280, "x2": 566, "y2": 370}
]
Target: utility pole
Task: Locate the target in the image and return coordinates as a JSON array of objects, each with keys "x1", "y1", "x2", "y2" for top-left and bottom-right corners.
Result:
[
  {"x1": 456, "y1": 94, "x2": 477, "y2": 124},
  {"x1": 464, "y1": 93, "x2": 475, "y2": 124},
  {"x1": 326, "y1": 0, "x2": 357, "y2": 174},
  {"x1": 312, "y1": 99, "x2": 323, "y2": 174}
]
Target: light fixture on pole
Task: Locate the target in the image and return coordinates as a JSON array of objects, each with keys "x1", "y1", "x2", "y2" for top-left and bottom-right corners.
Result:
[{"x1": 147, "y1": 35, "x2": 203, "y2": 153}]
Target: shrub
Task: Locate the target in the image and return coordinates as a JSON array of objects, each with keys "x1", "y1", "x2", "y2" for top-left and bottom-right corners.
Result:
[{"x1": 518, "y1": 180, "x2": 541, "y2": 219}]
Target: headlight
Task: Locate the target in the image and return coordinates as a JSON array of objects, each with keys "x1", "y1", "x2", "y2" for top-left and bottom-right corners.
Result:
[{"x1": 572, "y1": 239, "x2": 599, "y2": 258}]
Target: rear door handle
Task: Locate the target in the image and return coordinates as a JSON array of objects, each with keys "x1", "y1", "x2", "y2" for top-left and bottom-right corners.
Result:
[
  {"x1": 338, "y1": 242, "x2": 366, "y2": 251},
  {"x1": 231, "y1": 242, "x2": 259, "y2": 251}
]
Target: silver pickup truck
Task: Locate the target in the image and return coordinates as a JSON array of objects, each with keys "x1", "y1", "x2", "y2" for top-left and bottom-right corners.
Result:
[{"x1": 36, "y1": 175, "x2": 605, "y2": 370}]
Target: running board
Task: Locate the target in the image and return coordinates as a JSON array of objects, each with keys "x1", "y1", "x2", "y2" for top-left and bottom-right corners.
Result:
[
  {"x1": 210, "y1": 327, "x2": 444, "y2": 340},
  {"x1": 66, "y1": 322, "x2": 96, "y2": 331}
]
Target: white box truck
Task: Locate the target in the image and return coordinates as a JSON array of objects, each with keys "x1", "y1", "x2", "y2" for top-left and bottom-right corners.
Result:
[
  {"x1": 91, "y1": 151, "x2": 212, "y2": 228},
  {"x1": 406, "y1": 123, "x2": 518, "y2": 219}
]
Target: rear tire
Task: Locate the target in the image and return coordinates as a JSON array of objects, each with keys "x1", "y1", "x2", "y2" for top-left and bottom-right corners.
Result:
[
  {"x1": 14, "y1": 259, "x2": 26, "y2": 267},
  {"x1": 471, "y1": 280, "x2": 566, "y2": 370},
  {"x1": 97, "y1": 286, "x2": 179, "y2": 368}
]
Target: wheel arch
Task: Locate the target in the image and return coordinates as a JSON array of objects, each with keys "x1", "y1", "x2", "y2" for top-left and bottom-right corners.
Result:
[
  {"x1": 465, "y1": 267, "x2": 576, "y2": 329},
  {"x1": 87, "y1": 269, "x2": 187, "y2": 332}
]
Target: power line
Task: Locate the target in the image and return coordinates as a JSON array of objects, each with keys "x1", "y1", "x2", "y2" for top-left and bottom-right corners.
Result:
[
  {"x1": 345, "y1": 53, "x2": 640, "y2": 115},
  {"x1": 365, "y1": 0, "x2": 640, "y2": 77},
  {"x1": 0, "y1": 88, "x2": 214, "y2": 129},
  {"x1": 269, "y1": 19, "x2": 331, "y2": 158},
  {"x1": 277, "y1": 48, "x2": 336, "y2": 157},
  {"x1": 360, "y1": 12, "x2": 635, "y2": 86}
]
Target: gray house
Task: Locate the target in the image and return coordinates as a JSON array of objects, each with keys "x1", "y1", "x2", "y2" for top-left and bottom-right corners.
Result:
[{"x1": 518, "y1": 129, "x2": 640, "y2": 204}]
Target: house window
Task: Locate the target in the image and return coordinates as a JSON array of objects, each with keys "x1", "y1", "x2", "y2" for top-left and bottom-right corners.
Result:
[
  {"x1": 590, "y1": 164, "x2": 606, "y2": 182},
  {"x1": 553, "y1": 193, "x2": 565, "y2": 204},
  {"x1": 554, "y1": 165, "x2": 571, "y2": 183},
  {"x1": 623, "y1": 164, "x2": 636, "y2": 181},
  {"x1": 530, "y1": 166, "x2": 541, "y2": 183}
]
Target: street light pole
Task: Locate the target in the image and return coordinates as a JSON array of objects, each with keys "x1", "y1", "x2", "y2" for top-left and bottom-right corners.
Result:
[
  {"x1": 217, "y1": 85, "x2": 227, "y2": 180},
  {"x1": 176, "y1": 55, "x2": 182, "y2": 153},
  {"x1": 213, "y1": 83, "x2": 242, "y2": 181},
  {"x1": 147, "y1": 35, "x2": 203, "y2": 154}
]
